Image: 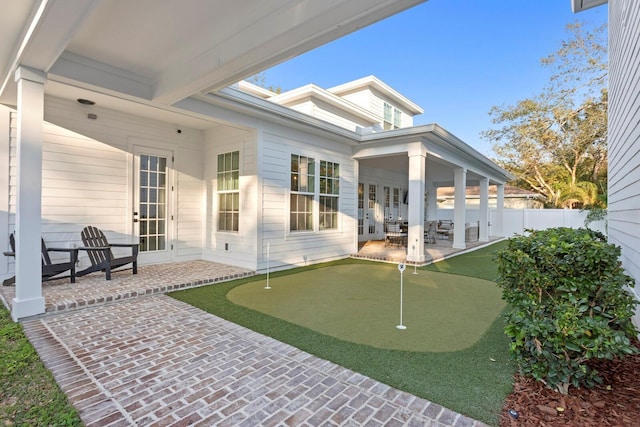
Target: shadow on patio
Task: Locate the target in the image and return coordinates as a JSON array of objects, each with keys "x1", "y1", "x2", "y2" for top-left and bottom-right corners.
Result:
[{"x1": 352, "y1": 237, "x2": 503, "y2": 265}]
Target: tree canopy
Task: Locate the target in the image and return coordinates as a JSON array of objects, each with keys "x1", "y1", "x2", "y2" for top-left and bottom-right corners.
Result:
[{"x1": 482, "y1": 22, "x2": 608, "y2": 209}]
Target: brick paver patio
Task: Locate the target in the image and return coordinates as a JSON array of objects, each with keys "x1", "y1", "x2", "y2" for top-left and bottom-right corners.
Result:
[{"x1": 2, "y1": 258, "x2": 491, "y2": 426}]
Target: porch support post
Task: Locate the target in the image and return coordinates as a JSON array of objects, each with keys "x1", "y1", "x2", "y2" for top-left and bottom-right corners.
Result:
[
  {"x1": 453, "y1": 167, "x2": 466, "y2": 249},
  {"x1": 478, "y1": 178, "x2": 489, "y2": 242},
  {"x1": 495, "y1": 183, "x2": 505, "y2": 237},
  {"x1": 12, "y1": 66, "x2": 46, "y2": 321},
  {"x1": 406, "y1": 142, "x2": 426, "y2": 263}
]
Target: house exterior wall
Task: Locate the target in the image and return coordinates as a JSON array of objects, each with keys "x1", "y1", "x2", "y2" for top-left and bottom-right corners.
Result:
[
  {"x1": 341, "y1": 87, "x2": 415, "y2": 128},
  {"x1": 3, "y1": 97, "x2": 205, "y2": 274},
  {"x1": 608, "y1": 0, "x2": 640, "y2": 324},
  {"x1": 286, "y1": 98, "x2": 374, "y2": 132},
  {"x1": 310, "y1": 99, "x2": 375, "y2": 132},
  {"x1": 259, "y1": 122, "x2": 357, "y2": 271},
  {"x1": 203, "y1": 125, "x2": 258, "y2": 270}
]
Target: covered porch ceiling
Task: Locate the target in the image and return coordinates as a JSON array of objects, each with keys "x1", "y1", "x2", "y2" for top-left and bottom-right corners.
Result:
[
  {"x1": 0, "y1": 0, "x2": 425, "y2": 108},
  {"x1": 360, "y1": 154, "x2": 494, "y2": 188}
]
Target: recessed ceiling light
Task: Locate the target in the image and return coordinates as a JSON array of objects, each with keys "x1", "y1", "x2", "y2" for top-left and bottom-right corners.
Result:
[{"x1": 77, "y1": 98, "x2": 95, "y2": 105}]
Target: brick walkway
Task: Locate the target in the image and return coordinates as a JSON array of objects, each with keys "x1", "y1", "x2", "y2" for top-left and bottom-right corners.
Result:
[
  {"x1": 0, "y1": 260, "x2": 254, "y2": 314},
  {"x1": 4, "y1": 260, "x2": 490, "y2": 426},
  {"x1": 23, "y1": 296, "x2": 487, "y2": 427}
]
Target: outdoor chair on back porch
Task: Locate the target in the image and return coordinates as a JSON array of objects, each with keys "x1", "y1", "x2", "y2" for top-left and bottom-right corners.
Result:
[
  {"x1": 3, "y1": 233, "x2": 77, "y2": 286},
  {"x1": 77, "y1": 226, "x2": 139, "y2": 280},
  {"x1": 384, "y1": 222, "x2": 407, "y2": 247}
]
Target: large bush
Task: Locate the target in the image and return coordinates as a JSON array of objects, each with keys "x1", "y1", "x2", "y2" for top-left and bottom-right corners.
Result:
[{"x1": 495, "y1": 227, "x2": 638, "y2": 394}]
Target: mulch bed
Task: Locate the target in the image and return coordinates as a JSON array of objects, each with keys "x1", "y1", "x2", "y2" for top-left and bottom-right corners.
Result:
[{"x1": 500, "y1": 342, "x2": 640, "y2": 427}]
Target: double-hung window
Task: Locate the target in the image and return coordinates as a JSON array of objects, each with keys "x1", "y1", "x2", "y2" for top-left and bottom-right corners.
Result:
[
  {"x1": 319, "y1": 161, "x2": 339, "y2": 229},
  {"x1": 290, "y1": 154, "x2": 315, "y2": 231},
  {"x1": 383, "y1": 102, "x2": 402, "y2": 130},
  {"x1": 217, "y1": 151, "x2": 239, "y2": 232},
  {"x1": 290, "y1": 154, "x2": 340, "y2": 232}
]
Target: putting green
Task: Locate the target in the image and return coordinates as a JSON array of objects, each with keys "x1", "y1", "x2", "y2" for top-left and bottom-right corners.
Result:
[{"x1": 227, "y1": 264, "x2": 505, "y2": 352}]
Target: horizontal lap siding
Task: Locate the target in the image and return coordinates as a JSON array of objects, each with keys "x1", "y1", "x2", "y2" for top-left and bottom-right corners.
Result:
[
  {"x1": 8, "y1": 111, "x2": 129, "y2": 250},
  {"x1": 175, "y1": 171, "x2": 204, "y2": 259},
  {"x1": 260, "y1": 124, "x2": 356, "y2": 271},
  {"x1": 203, "y1": 126, "x2": 258, "y2": 270},
  {"x1": 608, "y1": 1, "x2": 640, "y2": 325},
  {"x1": 6, "y1": 96, "x2": 205, "y2": 267},
  {"x1": 310, "y1": 99, "x2": 373, "y2": 132}
]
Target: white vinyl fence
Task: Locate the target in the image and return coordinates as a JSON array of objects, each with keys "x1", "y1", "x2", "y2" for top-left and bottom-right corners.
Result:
[{"x1": 436, "y1": 208, "x2": 607, "y2": 238}]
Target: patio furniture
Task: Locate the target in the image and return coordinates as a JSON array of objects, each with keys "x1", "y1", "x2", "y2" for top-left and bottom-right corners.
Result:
[
  {"x1": 436, "y1": 220, "x2": 453, "y2": 240},
  {"x1": 77, "y1": 226, "x2": 139, "y2": 280},
  {"x1": 425, "y1": 221, "x2": 437, "y2": 244},
  {"x1": 3, "y1": 233, "x2": 78, "y2": 286},
  {"x1": 384, "y1": 222, "x2": 407, "y2": 247}
]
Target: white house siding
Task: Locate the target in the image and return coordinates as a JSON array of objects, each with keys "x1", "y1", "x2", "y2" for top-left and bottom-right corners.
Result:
[
  {"x1": 4, "y1": 96, "x2": 205, "y2": 272},
  {"x1": 260, "y1": 123, "x2": 357, "y2": 271},
  {"x1": 309, "y1": 99, "x2": 374, "y2": 132},
  {"x1": 341, "y1": 88, "x2": 414, "y2": 128},
  {"x1": 203, "y1": 125, "x2": 258, "y2": 270},
  {"x1": 284, "y1": 98, "x2": 373, "y2": 132},
  {"x1": 285, "y1": 99, "x2": 314, "y2": 117},
  {"x1": 608, "y1": 0, "x2": 640, "y2": 325}
]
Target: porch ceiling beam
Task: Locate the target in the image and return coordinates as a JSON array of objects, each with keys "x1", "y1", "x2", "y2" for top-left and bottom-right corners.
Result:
[{"x1": 0, "y1": 0, "x2": 98, "y2": 99}]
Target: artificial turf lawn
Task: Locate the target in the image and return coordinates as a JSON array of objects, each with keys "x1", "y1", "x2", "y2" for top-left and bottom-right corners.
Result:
[
  {"x1": 170, "y1": 241, "x2": 514, "y2": 425},
  {"x1": 228, "y1": 265, "x2": 505, "y2": 351}
]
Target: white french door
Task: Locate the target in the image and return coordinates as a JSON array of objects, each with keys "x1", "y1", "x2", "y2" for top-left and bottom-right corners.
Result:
[
  {"x1": 133, "y1": 146, "x2": 174, "y2": 264},
  {"x1": 358, "y1": 182, "x2": 382, "y2": 241}
]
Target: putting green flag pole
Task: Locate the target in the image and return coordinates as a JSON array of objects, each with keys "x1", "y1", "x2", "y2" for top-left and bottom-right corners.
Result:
[
  {"x1": 397, "y1": 263, "x2": 407, "y2": 330},
  {"x1": 265, "y1": 242, "x2": 271, "y2": 290}
]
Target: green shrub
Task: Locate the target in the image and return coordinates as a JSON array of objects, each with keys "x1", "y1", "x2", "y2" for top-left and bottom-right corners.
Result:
[{"x1": 495, "y1": 227, "x2": 638, "y2": 394}]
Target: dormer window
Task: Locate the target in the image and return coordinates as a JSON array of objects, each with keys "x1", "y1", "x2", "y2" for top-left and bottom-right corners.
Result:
[{"x1": 383, "y1": 102, "x2": 402, "y2": 130}]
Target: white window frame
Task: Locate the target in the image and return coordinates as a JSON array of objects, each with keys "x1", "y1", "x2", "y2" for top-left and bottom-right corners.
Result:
[{"x1": 217, "y1": 150, "x2": 240, "y2": 233}]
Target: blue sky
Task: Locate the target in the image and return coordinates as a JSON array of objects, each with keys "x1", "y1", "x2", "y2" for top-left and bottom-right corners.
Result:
[{"x1": 261, "y1": 0, "x2": 608, "y2": 156}]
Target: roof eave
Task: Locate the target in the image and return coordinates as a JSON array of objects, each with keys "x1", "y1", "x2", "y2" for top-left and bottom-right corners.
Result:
[{"x1": 571, "y1": 0, "x2": 608, "y2": 13}]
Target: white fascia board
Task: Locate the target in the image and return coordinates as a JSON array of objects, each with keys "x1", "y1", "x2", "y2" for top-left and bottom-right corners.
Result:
[
  {"x1": 269, "y1": 84, "x2": 380, "y2": 123},
  {"x1": 236, "y1": 80, "x2": 277, "y2": 99},
  {"x1": 328, "y1": 75, "x2": 424, "y2": 115},
  {"x1": 571, "y1": 0, "x2": 608, "y2": 13}
]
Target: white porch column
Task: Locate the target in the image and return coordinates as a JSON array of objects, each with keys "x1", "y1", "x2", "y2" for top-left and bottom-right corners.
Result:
[
  {"x1": 406, "y1": 142, "x2": 426, "y2": 263},
  {"x1": 12, "y1": 66, "x2": 46, "y2": 321},
  {"x1": 495, "y1": 183, "x2": 505, "y2": 237},
  {"x1": 478, "y1": 178, "x2": 489, "y2": 242},
  {"x1": 453, "y1": 167, "x2": 467, "y2": 249}
]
